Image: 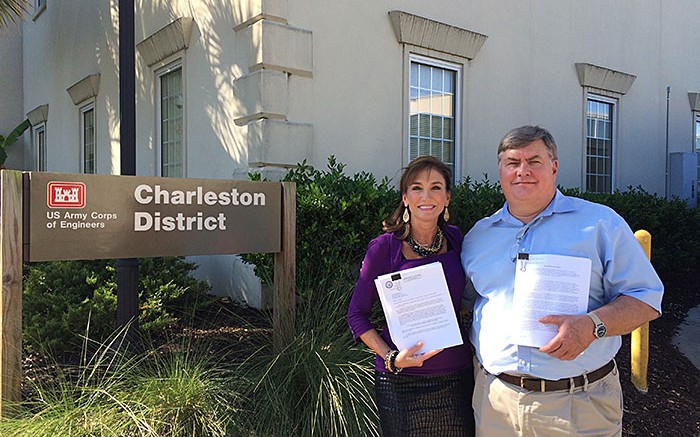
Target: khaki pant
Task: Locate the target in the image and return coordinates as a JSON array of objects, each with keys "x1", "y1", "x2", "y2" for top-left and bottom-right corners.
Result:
[{"x1": 473, "y1": 361, "x2": 622, "y2": 437}]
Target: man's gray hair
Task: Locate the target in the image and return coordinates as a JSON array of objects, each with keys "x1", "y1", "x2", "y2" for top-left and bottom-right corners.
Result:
[{"x1": 497, "y1": 125, "x2": 558, "y2": 162}]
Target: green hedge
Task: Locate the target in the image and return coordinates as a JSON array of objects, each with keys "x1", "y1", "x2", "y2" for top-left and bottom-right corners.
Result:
[
  {"x1": 560, "y1": 186, "x2": 700, "y2": 273},
  {"x1": 245, "y1": 159, "x2": 699, "y2": 287},
  {"x1": 244, "y1": 157, "x2": 398, "y2": 298},
  {"x1": 23, "y1": 257, "x2": 212, "y2": 356}
]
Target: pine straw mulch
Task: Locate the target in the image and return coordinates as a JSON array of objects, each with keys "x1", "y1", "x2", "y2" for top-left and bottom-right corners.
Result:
[
  {"x1": 616, "y1": 269, "x2": 699, "y2": 436},
  {"x1": 20, "y1": 270, "x2": 700, "y2": 436}
]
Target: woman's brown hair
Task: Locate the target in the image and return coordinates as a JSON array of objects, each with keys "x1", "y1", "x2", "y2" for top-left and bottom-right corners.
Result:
[{"x1": 383, "y1": 156, "x2": 453, "y2": 239}]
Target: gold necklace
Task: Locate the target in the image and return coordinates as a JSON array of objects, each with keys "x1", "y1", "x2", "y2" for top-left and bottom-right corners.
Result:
[{"x1": 407, "y1": 228, "x2": 444, "y2": 257}]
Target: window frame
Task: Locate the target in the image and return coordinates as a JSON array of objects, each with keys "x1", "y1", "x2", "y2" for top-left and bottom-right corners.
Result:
[
  {"x1": 33, "y1": 0, "x2": 46, "y2": 20},
  {"x1": 694, "y1": 112, "x2": 700, "y2": 192},
  {"x1": 406, "y1": 53, "x2": 463, "y2": 184},
  {"x1": 584, "y1": 93, "x2": 617, "y2": 193},
  {"x1": 155, "y1": 59, "x2": 186, "y2": 178},
  {"x1": 80, "y1": 102, "x2": 96, "y2": 174},
  {"x1": 34, "y1": 122, "x2": 46, "y2": 171}
]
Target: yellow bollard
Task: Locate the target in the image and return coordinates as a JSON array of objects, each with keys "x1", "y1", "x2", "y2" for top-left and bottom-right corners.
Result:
[{"x1": 631, "y1": 230, "x2": 651, "y2": 393}]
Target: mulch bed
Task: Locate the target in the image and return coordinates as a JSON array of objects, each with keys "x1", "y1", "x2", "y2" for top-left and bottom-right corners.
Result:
[
  {"x1": 20, "y1": 270, "x2": 699, "y2": 436},
  {"x1": 616, "y1": 269, "x2": 700, "y2": 436}
]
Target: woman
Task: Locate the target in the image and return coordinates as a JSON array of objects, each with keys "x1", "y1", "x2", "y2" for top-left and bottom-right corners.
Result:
[{"x1": 347, "y1": 156, "x2": 474, "y2": 436}]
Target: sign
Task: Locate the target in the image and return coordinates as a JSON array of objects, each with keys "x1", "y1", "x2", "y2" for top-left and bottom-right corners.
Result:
[{"x1": 25, "y1": 172, "x2": 282, "y2": 261}]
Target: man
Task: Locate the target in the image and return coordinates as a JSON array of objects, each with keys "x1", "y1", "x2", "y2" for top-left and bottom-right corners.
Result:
[{"x1": 461, "y1": 125, "x2": 663, "y2": 436}]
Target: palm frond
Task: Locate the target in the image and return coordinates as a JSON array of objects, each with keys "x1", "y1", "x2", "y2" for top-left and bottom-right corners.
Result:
[{"x1": 0, "y1": 0, "x2": 29, "y2": 28}]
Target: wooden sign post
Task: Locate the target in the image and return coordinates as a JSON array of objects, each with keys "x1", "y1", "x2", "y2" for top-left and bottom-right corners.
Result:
[
  {"x1": 274, "y1": 182, "x2": 296, "y2": 352},
  {"x1": 0, "y1": 170, "x2": 296, "y2": 416},
  {"x1": 0, "y1": 171, "x2": 23, "y2": 417}
]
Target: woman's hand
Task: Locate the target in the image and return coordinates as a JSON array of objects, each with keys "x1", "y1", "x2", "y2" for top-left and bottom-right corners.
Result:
[{"x1": 394, "y1": 341, "x2": 443, "y2": 369}]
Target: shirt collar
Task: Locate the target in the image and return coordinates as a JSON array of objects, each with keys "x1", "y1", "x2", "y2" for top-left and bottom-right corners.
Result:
[{"x1": 487, "y1": 189, "x2": 574, "y2": 225}]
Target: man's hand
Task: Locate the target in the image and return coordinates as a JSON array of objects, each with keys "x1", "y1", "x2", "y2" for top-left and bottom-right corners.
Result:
[{"x1": 538, "y1": 314, "x2": 596, "y2": 360}]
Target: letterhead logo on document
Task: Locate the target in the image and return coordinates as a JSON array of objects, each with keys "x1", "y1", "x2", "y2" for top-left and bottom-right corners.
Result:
[{"x1": 47, "y1": 182, "x2": 86, "y2": 209}]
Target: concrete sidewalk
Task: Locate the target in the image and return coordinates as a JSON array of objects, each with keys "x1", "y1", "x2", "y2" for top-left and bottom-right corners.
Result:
[{"x1": 673, "y1": 304, "x2": 700, "y2": 370}]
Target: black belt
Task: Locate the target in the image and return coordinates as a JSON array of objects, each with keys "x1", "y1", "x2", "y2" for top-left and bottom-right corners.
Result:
[{"x1": 496, "y1": 360, "x2": 615, "y2": 392}]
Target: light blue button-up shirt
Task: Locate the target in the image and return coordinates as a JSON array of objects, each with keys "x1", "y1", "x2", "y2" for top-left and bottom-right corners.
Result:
[{"x1": 461, "y1": 190, "x2": 664, "y2": 379}]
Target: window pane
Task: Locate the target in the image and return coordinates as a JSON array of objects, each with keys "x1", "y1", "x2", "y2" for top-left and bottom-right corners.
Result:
[
  {"x1": 444, "y1": 70, "x2": 454, "y2": 93},
  {"x1": 419, "y1": 64, "x2": 431, "y2": 88},
  {"x1": 431, "y1": 116, "x2": 442, "y2": 138},
  {"x1": 444, "y1": 141, "x2": 454, "y2": 162},
  {"x1": 442, "y1": 94, "x2": 453, "y2": 117},
  {"x1": 410, "y1": 138, "x2": 418, "y2": 160},
  {"x1": 419, "y1": 114, "x2": 431, "y2": 137},
  {"x1": 432, "y1": 140, "x2": 443, "y2": 159},
  {"x1": 419, "y1": 138, "x2": 430, "y2": 156},
  {"x1": 409, "y1": 87, "x2": 419, "y2": 113},
  {"x1": 418, "y1": 89, "x2": 430, "y2": 113},
  {"x1": 432, "y1": 68, "x2": 443, "y2": 92},
  {"x1": 444, "y1": 118, "x2": 454, "y2": 139},
  {"x1": 409, "y1": 114, "x2": 418, "y2": 136}
]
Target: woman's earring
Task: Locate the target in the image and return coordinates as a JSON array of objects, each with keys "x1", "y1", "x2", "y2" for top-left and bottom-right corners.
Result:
[
  {"x1": 403, "y1": 207, "x2": 410, "y2": 223},
  {"x1": 443, "y1": 207, "x2": 450, "y2": 222}
]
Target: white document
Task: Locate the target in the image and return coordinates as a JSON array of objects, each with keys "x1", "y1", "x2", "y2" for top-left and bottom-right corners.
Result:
[
  {"x1": 510, "y1": 254, "x2": 591, "y2": 347},
  {"x1": 374, "y1": 261, "x2": 463, "y2": 354}
]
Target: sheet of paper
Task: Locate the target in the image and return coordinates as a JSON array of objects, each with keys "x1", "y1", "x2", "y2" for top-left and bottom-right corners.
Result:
[
  {"x1": 510, "y1": 254, "x2": 592, "y2": 347},
  {"x1": 374, "y1": 261, "x2": 463, "y2": 354}
]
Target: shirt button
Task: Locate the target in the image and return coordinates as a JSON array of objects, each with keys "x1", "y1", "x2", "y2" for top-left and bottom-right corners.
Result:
[{"x1": 519, "y1": 359, "x2": 526, "y2": 365}]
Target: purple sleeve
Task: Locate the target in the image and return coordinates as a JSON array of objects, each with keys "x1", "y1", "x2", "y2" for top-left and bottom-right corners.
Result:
[{"x1": 347, "y1": 235, "x2": 392, "y2": 341}]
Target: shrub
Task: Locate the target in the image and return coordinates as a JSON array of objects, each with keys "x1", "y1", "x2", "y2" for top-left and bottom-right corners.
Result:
[
  {"x1": 23, "y1": 257, "x2": 212, "y2": 357},
  {"x1": 244, "y1": 156, "x2": 699, "y2": 290},
  {"x1": 450, "y1": 175, "x2": 504, "y2": 232},
  {"x1": 243, "y1": 156, "x2": 397, "y2": 298},
  {"x1": 560, "y1": 186, "x2": 700, "y2": 274}
]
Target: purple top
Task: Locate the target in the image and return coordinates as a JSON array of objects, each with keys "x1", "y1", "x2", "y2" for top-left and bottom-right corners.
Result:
[{"x1": 347, "y1": 225, "x2": 473, "y2": 375}]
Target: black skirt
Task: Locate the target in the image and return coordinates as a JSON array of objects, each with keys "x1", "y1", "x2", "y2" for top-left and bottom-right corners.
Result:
[{"x1": 375, "y1": 368, "x2": 475, "y2": 437}]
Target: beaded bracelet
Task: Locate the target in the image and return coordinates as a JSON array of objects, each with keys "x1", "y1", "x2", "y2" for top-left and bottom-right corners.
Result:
[{"x1": 384, "y1": 349, "x2": 402, "y2": 374}]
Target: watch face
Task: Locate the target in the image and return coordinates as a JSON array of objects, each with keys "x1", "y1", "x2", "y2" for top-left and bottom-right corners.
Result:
[{"x1": 595, "y1": 325, "x2": 607, "y2": 338}]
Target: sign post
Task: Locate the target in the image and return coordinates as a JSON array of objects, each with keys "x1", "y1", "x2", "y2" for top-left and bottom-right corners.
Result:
[
  {"x1": 274, "y1": 182, "x2": 296, "y2": 352},
  {"x1": 0, "y1": 170, "x2": 296, "y2": 416},
  {"x1": 0, "y1": 171, "x2": 23, "y2": 417}
]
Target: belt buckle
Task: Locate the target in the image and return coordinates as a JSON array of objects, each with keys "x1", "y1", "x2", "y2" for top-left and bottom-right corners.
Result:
[{"x1": 518, "y1": 377, "x2": 547, "y2": 392}]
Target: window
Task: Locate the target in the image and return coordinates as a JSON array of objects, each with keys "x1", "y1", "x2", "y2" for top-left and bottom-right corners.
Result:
[
  {"x1": 80, "y1": 103, "x2": 96, "y2": 173},
  {"x1": 33, "y1": 0, "x2": 46, "y2": 19},
  {"x1": 156, "y1": 62, "x2": 184, "y2": 177},
  {"x1": 409, "y1": 55, "x2": 460, "y2": 181},
  {"x1": 695, "y1": 114, "x2": 700, "y2": 188},
  {"x1": 585, "y1": 95, "x2": 616, "y2": 193},
  {"x1": 34, "y1": 123, "x2": 46, "y2": 171}
]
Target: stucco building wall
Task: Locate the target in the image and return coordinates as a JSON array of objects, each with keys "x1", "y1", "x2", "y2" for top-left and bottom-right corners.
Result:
[{"x1": 5, "y1": 0, "x2": 700, "y2": 304}]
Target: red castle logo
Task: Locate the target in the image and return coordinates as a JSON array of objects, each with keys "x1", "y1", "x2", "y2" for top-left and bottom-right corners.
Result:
[{"x1": 47, "y1": 182, "x2": 86, "y2": 208}]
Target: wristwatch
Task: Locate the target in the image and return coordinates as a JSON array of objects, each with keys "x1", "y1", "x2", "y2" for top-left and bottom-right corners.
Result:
[{"x1": 587, "y1": 311, "x2": 607, "y2": 339}]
